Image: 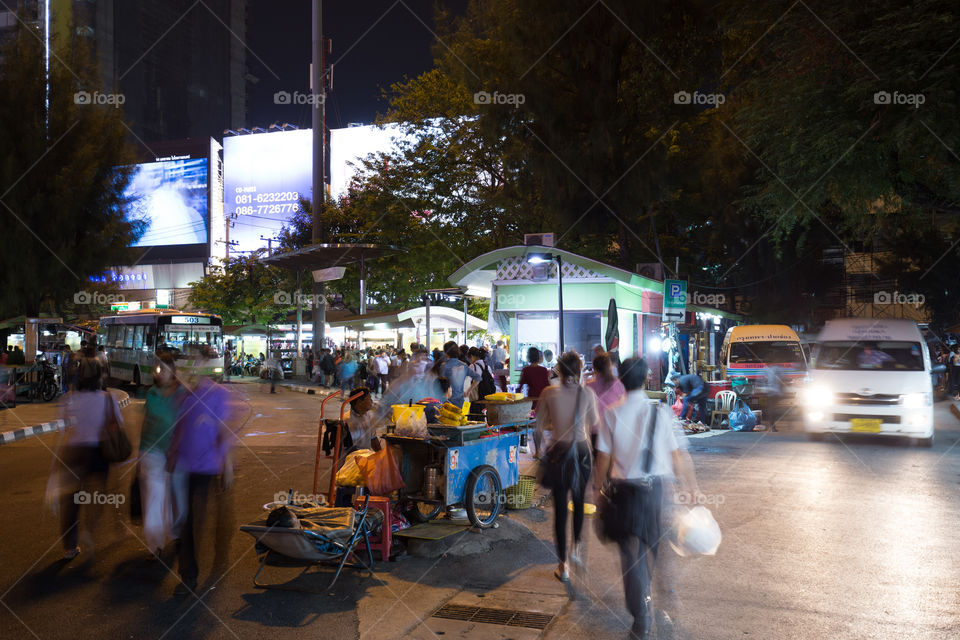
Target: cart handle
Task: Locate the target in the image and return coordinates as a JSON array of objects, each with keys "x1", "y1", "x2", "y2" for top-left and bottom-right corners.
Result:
[
  {"x1": 326, "y1": 391, "x2": 367, "y2": 505},
  {"x1": 313, "y1": 389, "x2": 343, "y2": 496}
]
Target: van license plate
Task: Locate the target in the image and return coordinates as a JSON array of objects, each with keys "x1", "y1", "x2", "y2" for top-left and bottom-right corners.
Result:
[{"x1": 850, "y1": 418, "x2": 882, "y2": 433}]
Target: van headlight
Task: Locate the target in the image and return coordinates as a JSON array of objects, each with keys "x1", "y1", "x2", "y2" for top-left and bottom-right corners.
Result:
[
  {"x1": 802, "y1": 385, "x2": 833, "y2": 407},
  {"x1": 213, "y1": 367, "x2": 223, "y2": 373},
  {"x1": 901, "y1": 392, "x2": 931, "y2": 408}
]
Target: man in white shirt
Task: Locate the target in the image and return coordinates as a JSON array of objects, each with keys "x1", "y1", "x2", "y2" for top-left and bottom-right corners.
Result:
[
  {"x1": 595, "y1": 357, "x2": 701, "y2": 639},
  {"x1": 374, "y1": 351, "x2": 391, "y2": 396}
]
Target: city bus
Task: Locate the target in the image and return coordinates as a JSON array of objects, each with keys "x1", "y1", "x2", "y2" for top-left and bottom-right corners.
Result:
[{"x1": 97, "y1": 310, "x2": 224, "y2": 385}]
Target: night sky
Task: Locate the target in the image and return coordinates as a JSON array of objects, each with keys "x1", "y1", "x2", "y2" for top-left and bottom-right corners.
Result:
[{"x1": 246, "y1": 1, "x2": 466, "y2": 129}]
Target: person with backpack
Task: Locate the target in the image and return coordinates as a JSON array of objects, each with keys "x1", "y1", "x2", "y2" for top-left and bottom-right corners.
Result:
[{"x1": 467, "y1": 347, "x2": 497, "y2": 418}]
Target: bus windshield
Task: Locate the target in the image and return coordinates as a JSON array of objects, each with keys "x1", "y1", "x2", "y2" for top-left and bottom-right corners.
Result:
[
  {"x1": 814, "y1": 341, "x2": 924, "y2": 371},
  {"x1": 158, "y1": 326, "x2": 222, "y2": 358},
  {"x1": 730, "y1": 341, "x2": 805, "y2": 367}
]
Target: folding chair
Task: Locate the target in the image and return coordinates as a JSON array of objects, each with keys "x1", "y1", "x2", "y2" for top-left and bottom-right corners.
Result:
[
  {"x1": 239, "y1": 495, "x2": 380, "y2": 591},
  {"x1": 710, "y1": 390, "x2": 738, "y2": 428}
]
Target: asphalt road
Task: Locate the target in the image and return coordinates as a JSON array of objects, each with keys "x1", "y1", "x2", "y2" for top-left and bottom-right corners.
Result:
[{"x1": 0, "y1": 383, "x2": 958, "y2": 639}]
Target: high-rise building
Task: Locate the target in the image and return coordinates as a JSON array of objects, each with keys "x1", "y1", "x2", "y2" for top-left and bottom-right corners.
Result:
[{"x1": 1, "y1": 0, "x2": 250, "y2": 141}]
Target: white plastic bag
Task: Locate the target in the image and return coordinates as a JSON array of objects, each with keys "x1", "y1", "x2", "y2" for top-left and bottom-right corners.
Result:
[
  {"x1": 670, "y1": 506, "x2": 722, "y2": 557},
  {"x1": 395, "y1": 410, "x2": 428, "y2": 438}
]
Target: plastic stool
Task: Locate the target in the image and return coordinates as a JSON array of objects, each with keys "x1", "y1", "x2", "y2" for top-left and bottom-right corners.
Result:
[{"x1": 354, "y1": 495, "x2": 392, "y2": 561}]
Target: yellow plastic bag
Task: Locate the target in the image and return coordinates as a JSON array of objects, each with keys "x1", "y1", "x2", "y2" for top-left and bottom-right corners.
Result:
[{"x1": 336, "y1": 449, "x2": 374, "y2": 487}]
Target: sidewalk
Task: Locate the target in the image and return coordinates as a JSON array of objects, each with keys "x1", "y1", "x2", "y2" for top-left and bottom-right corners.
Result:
[
  {"x1": 0, "y1": 388, "x2": 131, "y2": 445},
  {"x1": 225, "y1": 374, "x2": 334, "y2": 396}
]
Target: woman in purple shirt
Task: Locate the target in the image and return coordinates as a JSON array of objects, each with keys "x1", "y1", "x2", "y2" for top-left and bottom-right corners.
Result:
[{"x1": 585, "y1": 354, "x2": 625, "y2": 454}]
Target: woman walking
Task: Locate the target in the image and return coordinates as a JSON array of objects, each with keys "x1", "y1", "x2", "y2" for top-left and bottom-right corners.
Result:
[
  {"x1": 58, "y1": 354, "x2": 123, "y2": 560},
  {"x1": 138, "y1": 353, "x2": 186, "y2": 557},
  {"x1": 534, "y1": 351, "x2": 599, "y2": 582}
]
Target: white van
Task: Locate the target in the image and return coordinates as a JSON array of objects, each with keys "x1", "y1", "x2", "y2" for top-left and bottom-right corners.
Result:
[{"x1": 803, "y1": 319, "x2": 943, "y2": 446}]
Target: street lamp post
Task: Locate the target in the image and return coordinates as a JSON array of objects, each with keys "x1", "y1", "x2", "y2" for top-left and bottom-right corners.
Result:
[{"x1": 527, "y1": 252, "x2": 564, "y2": 354}]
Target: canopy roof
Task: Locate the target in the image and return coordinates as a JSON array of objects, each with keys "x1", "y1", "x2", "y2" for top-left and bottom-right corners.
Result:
[
  {"x1": 259, "y1": 243, "x2": 405, "y2": 271},
  {"x1": 329, "y1": 306, "x2": 487, "y2": 332},
  {"x1": 447, "y1": 245, "x2": 664, "y2": 297}
]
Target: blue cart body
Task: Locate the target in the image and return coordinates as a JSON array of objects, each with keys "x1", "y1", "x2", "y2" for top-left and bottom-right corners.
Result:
[{"x1": 385, "y1": 421, "x2": 532, "y2": 509}]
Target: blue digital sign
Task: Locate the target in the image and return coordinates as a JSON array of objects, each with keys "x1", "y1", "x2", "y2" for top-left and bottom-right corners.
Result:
[{"x1": 124, "y1": 158, "x2": 208, "y2": 247}]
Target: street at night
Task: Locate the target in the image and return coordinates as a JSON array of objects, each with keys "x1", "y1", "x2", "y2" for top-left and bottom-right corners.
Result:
[{"x1": 2, "y1": 1, "x2": 960, "y2": 639}]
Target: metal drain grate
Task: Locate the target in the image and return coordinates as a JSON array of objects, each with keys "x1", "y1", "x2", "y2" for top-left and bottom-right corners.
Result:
[{"x1": 432, "y1": 604, "x2": 554, "y2": 630}]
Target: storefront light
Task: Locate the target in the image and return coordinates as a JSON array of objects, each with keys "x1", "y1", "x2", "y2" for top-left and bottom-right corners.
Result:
[{"x1": 648, "y1": 336, "x2": 662, "y2": 352}]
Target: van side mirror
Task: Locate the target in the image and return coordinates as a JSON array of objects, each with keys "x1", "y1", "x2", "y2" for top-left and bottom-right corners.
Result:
[{"x1": 931, "y1": 364, "x2": 946, "y2": 374}]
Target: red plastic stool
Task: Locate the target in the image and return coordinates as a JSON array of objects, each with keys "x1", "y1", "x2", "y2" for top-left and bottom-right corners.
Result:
[{"x1": 354, "y1": 495, "x2": 393, "y2": 561}]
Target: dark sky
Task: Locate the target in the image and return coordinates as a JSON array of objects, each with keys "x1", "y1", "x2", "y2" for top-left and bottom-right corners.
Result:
[{"x1": 246, "y1": 1, "x2": 466, "y2": 129}]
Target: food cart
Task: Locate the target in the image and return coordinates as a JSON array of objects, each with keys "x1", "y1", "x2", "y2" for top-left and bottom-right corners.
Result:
[{"x1": 384, "y1": 419, "x2": 534, "y2": 528}]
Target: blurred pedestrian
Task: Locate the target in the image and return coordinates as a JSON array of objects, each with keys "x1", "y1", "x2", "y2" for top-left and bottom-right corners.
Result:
[
  {"x1": 339, "y1": 352, "x2": 358, "y2": 397},
  {"x1": 595, "y1": 358, "x2": 702, "y2": 638},
  {"x1": 166, "y1": 376, "x2": 239, "y2": 595},
  {"x1": 138, "y1": 353, "x2": 186, "y2": 557},
  {"x1": 534, "y1": 351, "x2": 598, "y2": 582},
  {"x1": 57, "y1": 355, "x2": 121, "y2": 560},
  {"x1": 586, "y1": 353, "x2": 625, "y2": 453},
  {"x1": 264, "y1": 351, "x2": 282, "y2": 394},
  {"x1": 519, "y1": 347, "x2": 550, "y2": 409},
  {"x1": 441, "y1": 342, "x2": 481, "y2": 410}
]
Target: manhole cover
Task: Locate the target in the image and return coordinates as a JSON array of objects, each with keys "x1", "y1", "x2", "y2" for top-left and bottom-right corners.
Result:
[{"x1": 432, "y1": 604, "x2": 554, "y2": 630}]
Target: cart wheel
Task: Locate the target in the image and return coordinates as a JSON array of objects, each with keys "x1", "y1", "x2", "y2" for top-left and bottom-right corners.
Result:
[
  {"x1": 406, "y1": 501, "x2": 442, "y2": 523},
  {"x1": 465, "y1": 465, "x2": 502, "y2": 529}
]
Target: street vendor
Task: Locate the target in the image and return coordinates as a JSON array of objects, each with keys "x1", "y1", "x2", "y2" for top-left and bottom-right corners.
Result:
[
  {"x1": 423, "y1": 377, "x2": 453, "y2": 424},
  {"x1": 440, "y1": 343, "x2": 481, "y2": 409},
  {"x1": 346, "y1": 387, "x2": 382, "y2": 451}
]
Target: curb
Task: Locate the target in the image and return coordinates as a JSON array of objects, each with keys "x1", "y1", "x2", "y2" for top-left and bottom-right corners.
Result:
[{"x1": 0, "y1": 389, "x2": 131, "y2": 445}]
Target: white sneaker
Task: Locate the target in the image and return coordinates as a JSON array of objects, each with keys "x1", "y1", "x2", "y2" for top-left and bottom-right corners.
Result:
[{"x1": 570, "y1": 542, "x2": 584, "y2": 568}]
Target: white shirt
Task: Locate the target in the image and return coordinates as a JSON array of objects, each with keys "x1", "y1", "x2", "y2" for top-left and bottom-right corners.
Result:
[
  {"x1": 375, "y1": 355, "x2": 390, "y2": 375},
  {"x1": 597, "y1": 390, "x2": 684, "y2": 480}
]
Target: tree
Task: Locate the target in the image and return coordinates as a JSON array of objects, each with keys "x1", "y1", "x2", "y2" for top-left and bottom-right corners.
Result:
[
  {"x1": 187, "y1": 253, "x2": 288, "y2": 325},
  {"x1": 723, "y1": 0, "x2": 960, "y2": 324},
  {"x1": 0, "y1": 25, "x2": 144, "y2": 318}
]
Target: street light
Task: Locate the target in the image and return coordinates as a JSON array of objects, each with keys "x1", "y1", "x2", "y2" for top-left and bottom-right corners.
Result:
[{"x1": 527, "y1": 252, "x2": 564, "y2": 353}]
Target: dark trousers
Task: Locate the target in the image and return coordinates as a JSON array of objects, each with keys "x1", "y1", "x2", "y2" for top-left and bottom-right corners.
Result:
[
  {"x1": 616, "y1": 478, "x2": 665, "y2": 632},
  {"x1": 60, "y1": 445, "x2": 109, "y2": 550},
  {"x1": 177, "y1": 473, "x2": 216, "y2": 585},
  {"x1": 681, "y1": 388, "x2": 708, "y2": 422},
  {"x1": 549, "y1": 440, "x2": 592, "y2": 562}
]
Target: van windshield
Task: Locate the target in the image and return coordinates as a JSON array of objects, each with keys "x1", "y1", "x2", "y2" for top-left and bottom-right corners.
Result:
[
  {"x1": 814, "y1": 341, "x2": 924, "y2": 371},
  {"x1": 730, "y1": 341, "x2": 805, "y2": 366}
]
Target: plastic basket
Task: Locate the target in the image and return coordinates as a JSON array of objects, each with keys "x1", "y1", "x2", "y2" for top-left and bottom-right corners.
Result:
[{"x1": 504, "y1": 474, "x2": 536, "y2": 510}]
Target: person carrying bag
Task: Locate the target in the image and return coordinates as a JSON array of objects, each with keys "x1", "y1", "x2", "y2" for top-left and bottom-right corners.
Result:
[
  {"x1": 594, "y1": 357, "x2": 703, "y2": 640},
  {"x1": 534, "y1": 351, "x2": 598, "y2": 583}
]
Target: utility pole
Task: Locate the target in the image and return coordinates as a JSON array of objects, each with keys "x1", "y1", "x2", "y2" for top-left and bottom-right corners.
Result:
[{"x1": 311, "y1": 0, "x2": 327, "y2": 352}]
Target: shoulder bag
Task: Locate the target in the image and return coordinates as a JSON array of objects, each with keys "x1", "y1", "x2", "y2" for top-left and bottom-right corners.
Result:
[
  {"x1": 100, "y1": 392, "x2": 132, "y2": 463},
  {"x1": 597, "y1": 400, "x2": 658, "y2": 542},
  {"x1": 537, "y1": 387, "x2": 585, "y2": 488}
]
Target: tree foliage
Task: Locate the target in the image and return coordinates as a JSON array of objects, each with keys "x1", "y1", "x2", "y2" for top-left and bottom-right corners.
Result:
[{"x1": 0, "y1": 25, "x2": 143, "y2": 318}]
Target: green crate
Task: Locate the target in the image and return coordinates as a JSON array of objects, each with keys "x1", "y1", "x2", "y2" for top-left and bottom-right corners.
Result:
[{"x1": 504, "y1": 474, "x2": 536, "y2": 510}]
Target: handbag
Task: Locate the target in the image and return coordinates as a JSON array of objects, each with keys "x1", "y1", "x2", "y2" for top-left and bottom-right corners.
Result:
[
  {"x1": 597, "y1": 400, "x2": 659, "y2": 542},
  {"x1": 537, "y1": 387, "x2": 585, "y2": 488},
  {"x1": 100, "y1": 392, "x2": 132, "y2": 463}
]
